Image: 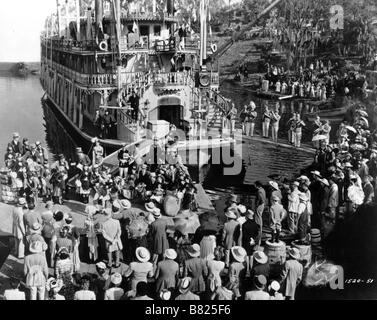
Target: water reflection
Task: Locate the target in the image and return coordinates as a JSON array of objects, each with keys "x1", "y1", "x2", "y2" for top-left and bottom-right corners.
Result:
[{"x1": 42, "y1": 101, "x2": 80, "y2": 162}]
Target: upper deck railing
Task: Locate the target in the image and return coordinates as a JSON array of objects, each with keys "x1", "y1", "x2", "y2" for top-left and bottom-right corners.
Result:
[
  {"x1": 42, "y1": 35, "x2": 199, "y2": 54},
  {"x1": 44, "y1": 58, "x2": 219, "y2": 89},
  {"x1": 42, "y1": 38, "x2": 98, "y2": 52},
  {"x1": 117, "y1": 11, "x2": 179, "y2": 22}
]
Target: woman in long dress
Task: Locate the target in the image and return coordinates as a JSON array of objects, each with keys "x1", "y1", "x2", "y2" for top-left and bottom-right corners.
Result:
[
  {"x1": 155, "y1": 249, "x2": 179, "y2": 294},
  {"x1": 92, "y1": 139, "x2": 104, "y2": 166},
  {"x1": 200, "y1": 231, "x2": 217, "y2": 262},
  {"x1": 84, "y1": 206, "x2": 99, "y2": 262},
  {"x1": 54, "y1": 248, "x2": 76, "y2": 300},
  {"x1": 206, "y1": 248, "x2": 225, "y2": 294},
  {"x1": 124, "y1": 247, "x2": 154, "y2": 296},
  {"x1": 183, "y1": 244, "x2": 208, "y2": 295},
  {"x1": 226, "y1": 246, "x2": 246, "y2": 300}
]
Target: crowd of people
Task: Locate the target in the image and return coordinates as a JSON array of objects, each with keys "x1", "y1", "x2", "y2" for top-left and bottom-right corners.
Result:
[
  {"x1": 2, "y1": 128, "x2": 312, "y2": 301},
  {"x1": 262, "y1": 60, "x2": 369, "y2": 101},
  {"x1": 238, "y1": 99, "x2": 306, "y2": 147},
  {"x1": 2, "y1": 101, "x2": 377, "y2": 301},
  {"x1": 2, "y1": 67, "x2": 377, "y2": 302}
]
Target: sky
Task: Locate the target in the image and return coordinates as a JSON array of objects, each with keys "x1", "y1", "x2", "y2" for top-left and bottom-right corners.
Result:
[{"x1": 0, "y1": 0, "x2": 56, "y2": 62}]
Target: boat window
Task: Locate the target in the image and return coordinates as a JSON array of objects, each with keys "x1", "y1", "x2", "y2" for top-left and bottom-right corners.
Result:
[
  {"x1": 154, "y1": 25, "x2": 161, "y2": 37},
  {"x1": 140, "y1": 25, "x2": 149, "y2": 36}
]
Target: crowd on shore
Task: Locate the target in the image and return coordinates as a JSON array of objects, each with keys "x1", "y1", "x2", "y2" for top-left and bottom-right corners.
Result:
[
  {"x1": 261, "y1": 60, "x2": 369, "y2": 100},
  {"x1": 1, "y1": 130, "x2": 312, "y2": 301},
  {"x1": 1, "y1": 85, "x2": 377, "y2": 302}
]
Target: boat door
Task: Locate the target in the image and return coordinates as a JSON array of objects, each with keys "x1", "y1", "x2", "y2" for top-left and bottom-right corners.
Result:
[{"x1": 158, "y1": 105, "x2": 183, "y2": 128}]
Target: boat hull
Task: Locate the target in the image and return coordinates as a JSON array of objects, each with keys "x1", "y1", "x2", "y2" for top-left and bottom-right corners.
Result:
[{"x1": 43, "y1": 93, "x2": 124, "y2": 151}]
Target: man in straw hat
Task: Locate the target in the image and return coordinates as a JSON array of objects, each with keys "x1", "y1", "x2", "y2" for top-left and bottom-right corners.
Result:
[
  {"x1": 297, "y1": 193, "x2": 311, "y2": 244},
  {"x1": 241, "y1": 209, "x2": 260, "y2": 277},
  {"x1": 155, "y1": 249, "x2": 179, "y2": 294},
  {"x1": 251, "y1": 251, "x2": 270, "y2": 280},
  {"x1": 228, "y1": 246, "x2": 247, "y2": 299},
  {"x1": 270, "y1": 195, "x2": 287, "y2": 243},
  {"x1": 24, "y1": 241, "x2": 49, "y2": 300},
  {"x1": 245, "y1": 275, "x2": 270, "y2": 300},
  {"x1": 269, "y1": 180, "x2": 282, "y2": 205},
  {"x1": 222, "y1": 208, "x2": 240, "y2": 268},
  {"x1": 12, "y1": 198, "x2": 27, "y2": 259},
  {"x1": 8, "y1": 132, "x2": 23, "y2": 154},
  {"x1": 159, "y1": 289, "x2": 172, "y2": 301},
  {"x1": 150, "y1": 204, "x2": 171, "y2": 266},
  {"x1": 287, "y1": 181, "x2": 301, "y2": 234},
  {"x1": 104, "y1": 273, "x2": 124, "y2": 300},
  {"x1": 279, "y1": 248, "x2": 303, "y2": 300},
  {"x1": 175, "y1": 277, "x2": 200, "y2": 300},
  {"x1": 101, "y1": 208, "x2": 123, "y2": 268},
  {"x1": 255, "y1": 181, "x2": 267, "y2": 245},
  {"x1": 26, "y1": 222, "x2": 48, "y2": 255},
  {"x1": 23, "y1": 200, "x2": 42, "y2": 236},
  {"x1": 268, "y1": 280, "x2": 284, "y2": 300},
  {"x1": 184, "y1": 244, "x2": 208, "y2": 295},
  {"x1": 126, "y1": 247, "x2": 154, "y2": 292},
  {"x1": 92, "y1": 262, "x2": 111, "y2": 300}
]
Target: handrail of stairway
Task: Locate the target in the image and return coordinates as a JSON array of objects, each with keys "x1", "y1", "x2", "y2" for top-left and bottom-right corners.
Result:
[{"x1": 187, "y1": 73, "x2": 231, "y2": 117}]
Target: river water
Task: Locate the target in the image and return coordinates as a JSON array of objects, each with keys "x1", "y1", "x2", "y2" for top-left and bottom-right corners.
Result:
[{"x1": 0, "y1": 74, "x2": 51, "y2": 162}]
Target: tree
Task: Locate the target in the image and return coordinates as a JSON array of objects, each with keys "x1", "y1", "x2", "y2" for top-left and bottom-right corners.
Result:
[{"x1": 268, "y1": 0, "x2": 330, "y2": 69}]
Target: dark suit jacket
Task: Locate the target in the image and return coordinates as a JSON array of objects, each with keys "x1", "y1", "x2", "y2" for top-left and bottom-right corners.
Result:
[{"x1": 241, "y1": 219, "x2": 260, "y2": 255}]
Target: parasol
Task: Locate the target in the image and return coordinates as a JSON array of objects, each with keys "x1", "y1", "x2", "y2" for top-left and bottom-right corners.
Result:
[
  {"x1": 348, "y1": 185, "x2": 364, "y2": 205},
  {"x1": 312, "y1": 135, "x2": 327, "y2": 142},
  {"x1": 345, "y1": 126, "x2": 357, "y2": 133},
  {"x1": 163, "y1": 195, "x2": 180, "y2": 217},
  {"x1": 174, "y1": 213, "x2": 201, "y2": 235},
  {"x1": 126, "y1": 217, "x2": 149, "y2": 238}
]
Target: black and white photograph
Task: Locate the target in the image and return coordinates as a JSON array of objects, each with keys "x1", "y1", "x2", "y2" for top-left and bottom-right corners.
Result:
[{"x1": 0, "y1": 0, "x2": 377, "y2": 303}]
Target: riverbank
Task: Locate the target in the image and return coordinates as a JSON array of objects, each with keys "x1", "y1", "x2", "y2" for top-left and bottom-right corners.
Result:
[{"x1": 0, "y1": 62, "x2": 40, "y2": 73}]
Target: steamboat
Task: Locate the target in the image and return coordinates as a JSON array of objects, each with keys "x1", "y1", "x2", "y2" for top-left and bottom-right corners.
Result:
[
  {"x1": 40, "y1": 0, "x2": 283, "y2": 151},
  {"x1": 39, "y1": 0, "x2": 234, "y2": 151}
]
